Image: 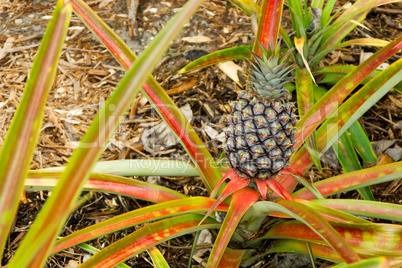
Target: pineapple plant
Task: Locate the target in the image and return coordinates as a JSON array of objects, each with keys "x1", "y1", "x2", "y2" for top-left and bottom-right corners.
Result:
[
  {"x1": 3, "y1": 0, "x2": 402, "y2": 267},
  {"x1": 224, "y1": 47, "x2": 297, "y2": 181}
]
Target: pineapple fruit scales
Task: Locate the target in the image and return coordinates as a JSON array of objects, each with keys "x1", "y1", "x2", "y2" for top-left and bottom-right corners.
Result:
[{"x1": 224, "y1": 48, "x2": 297, "y2": 180}]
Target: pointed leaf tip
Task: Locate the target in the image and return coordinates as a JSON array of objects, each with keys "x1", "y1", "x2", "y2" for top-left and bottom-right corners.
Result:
[
  {"x1": 200, "y1": 176, "x2": 249, "y2": 225},
  {"x1": 266, "y1": 179, "x2": 294, "y2": 201},
  {"x1": 255, "y1": 180, "x2": 268, "y2": 200},
  {"x1": 294, "y1": 37, "x2": 316, "y2": 84},
  {"x1": 210, "y1": 169, "x2": 237, "y2": 199},
  {"x1": 207, "y1": 187, "x2": 259, "y2": 267}
]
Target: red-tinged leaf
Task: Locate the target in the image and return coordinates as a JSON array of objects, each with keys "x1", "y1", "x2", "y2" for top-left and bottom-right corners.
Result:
[
  {"x1": 249, "y1": 201, "x2": 360, "y2": 263},
  {"x1": 255, "y1": 180, "x2": 268, "y2": 201},
  {"x1": 315, "y1": 65, "x2": 402, "y2": 92},
  {"x1": 243, "y1": 241, "x2": 341, "y2": 265},
  {"x1": 9, "y1": 1, "x2": 206, "y2": 266},
  {"x1": 295, "y1": 35, "x2": 402, "y2": 151},
  {"x1": 284, "y1": 147, "x2": 319, "y2": 194},
  {"x1": 218, "y1": 247, "x2": 246, "y2": 268},
  {"x1": 26, "y1": 233, "x2": 59, "y2": 268},
  {"x1": 312, "y1": 86, "x2": 374, "y2": 195},
  {"x1": 245, "y1": 239, "x2": 343, "y2": 263},
  {"x1": 270, "y1": 199, "x2": 370, "y2": 224},
  {"x1": 299, "y1": 58, "x2": 402, "y2": 183},
  {"x1": 75, "y1": 243, "x2": 130, "y2": 268},
  {"x1": 263, "y1": 220, "x2": 402, "y2": 258},
  {"x1": 52, "y1": 197, "x2": 228, "y2": 253},
  {"x1": 296, "y1": 68, "x2": 314, "y2": 117},
  {"x1": 332, "y1": 257, "x2": 402, "y2": 268},
  {"x1": 317, "y1": 69, "x2": 402, "y2": 94},
  {"x1": 282, "y1": 155, "x2": 312, "y2": 193},
  {"x1": 293, "y1": 161, "x2": 402, "y2": 200},
  {"x1": 273, "y1": 174, "x2": 298, "y2": 195},
  {"x1": 277, "y1": 201, "x2": 360, "y2": 263},
  {"x1": 322, "y1": 0, "x2": 400, "y2": 50},
  {"x1": 26, "y1": 171, "x2": 186, "y2": 202},
  {"x1": 201, "y1": 175, "x2": 250, "y2": 224},
  {"x1": 266, "y1": 179, "x2": 294, "y2": 201},
  {"x1": 311, "y1": 38, "x2": 390, "y2": 66},
  {"x1": 207, "y1": 188, "x2": 260, "y2": 267},
  {"x1": 284, "y1": 43, "x2": 402, "y2": 195},
  {"x1": 255, "y1": 0, "x2": 285, "y2": 50},
  {"x1": 333, "y1": 38, "x2": 389, "y2": 48},
  {"x1": 296, "y1": 68, "x2": 321, "y2": 172},
  {"x1": 279, "y1": 167, "x2": 325, "y2": 200},
  {"x1": 179, "y1": 46, "x2": 252, "y2": 74},
  {"x1": 318, "y1": 59, "x2": 402, "y2": 156},
  {"x1": 71, "y1": 0, "x2": 222, "y2": 193},
  {"x1": 311, "y1": 199, "x2": 402, "y2": 223},
  {"x1": 210, "y1": 168, "x2": 237, "y2": 199},
  {"x1": 0, "y1": 0, "x2": 71, "y2": 257},
  {"x1": 79, "y1": 214, "x2": 220, "y2": 268}
]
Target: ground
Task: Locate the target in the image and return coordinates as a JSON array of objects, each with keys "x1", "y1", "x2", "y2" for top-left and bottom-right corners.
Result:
[{"x1": 0, "y1": 0, "x2": 401, "y2": 267}]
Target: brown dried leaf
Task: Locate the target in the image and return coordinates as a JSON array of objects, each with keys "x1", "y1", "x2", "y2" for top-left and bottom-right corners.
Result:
[
  {"x1": 0, "y1": 37, "x2": 15, "y2": 60},
  {"x1": 88, "y1": 69, "x2": 110, "y2": 76},
  {"x1": 20, "y1": 191, "x2": 28, "y2": 204},
  {"x1": 182, "y1": 35, "x2": 212, "y2": 43},
  {"x1": 217, "y1": 61, "x2": 242, "y2": 85},
  {"x1": 376, "y1": 153, "x2": 395, "y2": 166},
  {"x1": 165, "y1": 78, "x2": 198, "y2": 95}
]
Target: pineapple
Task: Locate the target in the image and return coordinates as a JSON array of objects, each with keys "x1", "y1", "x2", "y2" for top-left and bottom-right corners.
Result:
[{"x1": 224, "y1": 47, "x2": 297, "y2": 180}]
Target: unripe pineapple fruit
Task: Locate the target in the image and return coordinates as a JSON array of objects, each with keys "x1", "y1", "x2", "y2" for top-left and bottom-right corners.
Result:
[{"x1": 224, "y1": 47, "x2": 297, "y2": 180}]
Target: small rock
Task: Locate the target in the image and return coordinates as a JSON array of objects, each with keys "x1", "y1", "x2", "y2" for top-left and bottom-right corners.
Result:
[
  {"x1": 82, "y1": 255, "x2": 91, "y2": 263},
  {"x1": 204, "y1": 125, "x2": 225, "y2": 142},
  {"x1": 194, "y1": 230, "x2": 212, "y2": 258},
  {"x1": 183, "y1": 49, "x2": 208, "y2": 61},
  {"x1": 372, "y1": 140, "x2": 396, "y2": 156},
  {"x1": 147, "y1": 176, "x2": 161, "y2": 184}
]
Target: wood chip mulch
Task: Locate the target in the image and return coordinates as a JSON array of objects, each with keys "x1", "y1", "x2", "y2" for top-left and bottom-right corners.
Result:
[{"x1": 0, "y1": 0, "x2": 401, "y2": 267}]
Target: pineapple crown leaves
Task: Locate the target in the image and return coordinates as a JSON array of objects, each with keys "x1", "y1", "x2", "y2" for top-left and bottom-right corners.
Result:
[{"x1": 247, "y1": 45, "x2": 295, "y2": 101}]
